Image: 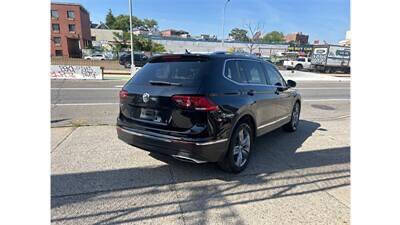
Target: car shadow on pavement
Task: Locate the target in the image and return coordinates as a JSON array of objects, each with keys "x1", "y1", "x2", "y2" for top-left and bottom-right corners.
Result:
[{"x1": 51, "y1": 120, "x2": 350, "y2": 224}]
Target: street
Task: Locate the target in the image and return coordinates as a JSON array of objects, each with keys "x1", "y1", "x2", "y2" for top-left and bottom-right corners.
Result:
[
  {"x1": 51, "y1": 78, "x2": 350, "y2": 224},
  {"x1": 51, "y1": 78, "x2": 350, "y2": 127}
]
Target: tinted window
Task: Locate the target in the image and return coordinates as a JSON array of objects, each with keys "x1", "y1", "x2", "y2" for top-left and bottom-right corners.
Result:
[
  {"x1": 237, "y1": 60, "x2": 267, "y2": 84},
  {"x1": 297, "y1": 58, "x2": 305, "y2": 62},
  {"x1": 67, "y1": 11, "x2": 75, "y2": 18},
  {"x1": 51, "y1": 10, "x2": 59, "y2": 18},
  {"x1": 263, "y1": 63, "x2": 286, "y2": 87},
  {"x1": 134, "y1": 54, "x2": 141, "y2": 60},
  {"x1": 54, "y1": 37, "x2": 61, "y2": 44},
  {"x1": 52, "y1": 24, "x2": 60, "y2": 31},
  {"x1": 68, "y1": 24, "x2": 76, "y2": 32},
  {"x1": 128, "y1": 61, "x2": 210, "y2": 87},
  {"x1": 224, "y1": 60, "x2": 246, "y2": 83}
]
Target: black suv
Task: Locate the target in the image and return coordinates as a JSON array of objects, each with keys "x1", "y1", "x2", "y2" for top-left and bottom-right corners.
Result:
[
  {"x1": 119, "y1": 53, "x2": 149, "y2": 68},
  {"x1": 117, "y1": 53, "x2": 301, "y2": 173}
]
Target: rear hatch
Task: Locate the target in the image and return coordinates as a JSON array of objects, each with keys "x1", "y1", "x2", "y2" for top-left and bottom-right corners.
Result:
[{"x1": 119, "y1": 54, "x2": 216, "y2": 137}]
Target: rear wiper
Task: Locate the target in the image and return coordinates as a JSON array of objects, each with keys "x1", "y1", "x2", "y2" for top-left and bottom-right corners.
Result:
[{"x1": 149, "y1": 80, "x2": 182, "y2": 86}]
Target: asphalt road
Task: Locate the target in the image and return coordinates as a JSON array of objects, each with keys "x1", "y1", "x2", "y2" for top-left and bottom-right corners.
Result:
[
  {"x1": 51, "y1": 79, "x2": 350, "y2": 224},
  {"x1": 51, "y1": 80, "x2": 350, "y2": 127}
]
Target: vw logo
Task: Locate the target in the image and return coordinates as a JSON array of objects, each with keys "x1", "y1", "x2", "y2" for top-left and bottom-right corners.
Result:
[{"x1": 142, "y1": 93, "x2": 150, "y2": 103}]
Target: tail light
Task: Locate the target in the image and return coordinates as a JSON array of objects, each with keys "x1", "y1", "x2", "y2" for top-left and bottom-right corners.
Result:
[
  {"x1": 172, "y1": 95, "x2": 219, "y2": 111},
  {"x1": 119, "y1": 90, "x2": 128, "y2": 101}
]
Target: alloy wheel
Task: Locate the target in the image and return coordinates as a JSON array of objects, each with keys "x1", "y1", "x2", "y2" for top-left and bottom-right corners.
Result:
[
  {"x1": 292, "y1": 103, "x2": 300, "y2": 129},
  {"x1": 233, "y1": 128, "x2": 251, "y2": 167}
]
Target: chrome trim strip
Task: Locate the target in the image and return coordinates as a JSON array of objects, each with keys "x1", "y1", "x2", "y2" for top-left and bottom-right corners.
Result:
[
  {"x1": 257, "y1": 115, "x2": 290, "y2": 130},
  {"x1": 120, "y1": 127, "x2": 172, "y2": 143},
  {"x1": 172, "y1": 155, "x2": 208, "y2": 164},
  {"x1": 120, "y1": 127, "x2": 228, "y2": 146},
  {"x1": 195, "y1": 138, "x2": 228, "y2": 146}
]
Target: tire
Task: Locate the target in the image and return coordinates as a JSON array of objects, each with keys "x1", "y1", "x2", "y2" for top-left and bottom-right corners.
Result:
[
  {"x1": 284, "y1": 101, "x2": 301, "y2": 132},
  {"x1": 218, "y1": 122, "x2": 254, "y2": 173},
  {"x1": 124, "y1": 62, "x2": 131, "y2": 68},
  {"x1": 294, "y1": 64, "x2": 303, "y2": 71},
  {"x1": 324, "y1": 67, "x2": 331, "y2": 74}
]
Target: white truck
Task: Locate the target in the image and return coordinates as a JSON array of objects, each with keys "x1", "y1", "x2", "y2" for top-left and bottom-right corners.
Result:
[
  {"x1": 310, "y1": 45, "x2": 350, "y2": 73},
  {"x1": 283, "y1": 57, "x2": 312, "y2": 70}
]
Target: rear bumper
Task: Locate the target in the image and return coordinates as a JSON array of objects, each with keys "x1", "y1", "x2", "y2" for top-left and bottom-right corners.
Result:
[{"x1": 117, "y1": 126, "x2": 229, "y2": 163}]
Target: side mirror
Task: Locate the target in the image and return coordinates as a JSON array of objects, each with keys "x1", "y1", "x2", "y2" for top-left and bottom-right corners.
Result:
[{"x1": 287, "y1": 80, "x2": 296, "y2": 88}]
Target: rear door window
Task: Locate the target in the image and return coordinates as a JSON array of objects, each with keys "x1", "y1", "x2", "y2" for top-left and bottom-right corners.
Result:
[
  {"x1": 237, "y1": 60, "x2": 267, "y2": 85},
  {"x1": 224, "y1": 60, "x2": 246, "y2": 83}
]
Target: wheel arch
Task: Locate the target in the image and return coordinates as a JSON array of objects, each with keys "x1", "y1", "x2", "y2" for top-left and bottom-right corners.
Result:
[
  {"x1": 218, "y1": 112, "x2": 257, "y2": 163},
  {"x1": 230, "y1": 112, "x2": 257, "y2": 142}
]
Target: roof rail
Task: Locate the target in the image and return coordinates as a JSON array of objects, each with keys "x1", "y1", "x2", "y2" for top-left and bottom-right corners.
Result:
[{"x1": 212, "y1": 51, "x2": 259, "y2": 58}]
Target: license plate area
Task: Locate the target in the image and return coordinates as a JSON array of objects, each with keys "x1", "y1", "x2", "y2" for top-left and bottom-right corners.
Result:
[{"x1": 139, "y1": 108, "x2": 162, "y2": 123}]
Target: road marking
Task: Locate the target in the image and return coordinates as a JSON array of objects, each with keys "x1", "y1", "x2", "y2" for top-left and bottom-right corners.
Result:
[
  {"x1": 303, "y1": 99, "x2": 350, "y2": 102},
  {"x1": 51, "y1": 88, "x2": 120, "y2": 90},
  {"x1": 51, "y1": 103, "x2": 119, "y2": 106}
]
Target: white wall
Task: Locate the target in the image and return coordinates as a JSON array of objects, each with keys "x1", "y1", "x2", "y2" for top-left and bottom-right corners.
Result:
[{"x1": 152, "y1": 39, "x2": 288, "y2": 56}]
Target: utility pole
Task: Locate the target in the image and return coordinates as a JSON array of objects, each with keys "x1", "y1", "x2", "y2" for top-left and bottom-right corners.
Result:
[
  {"x1": 129, "y1": 0, "x2": 135, "y2": 73},
  {"x1": 221, "y1": 0, "x2": 230, "y2": 47}
]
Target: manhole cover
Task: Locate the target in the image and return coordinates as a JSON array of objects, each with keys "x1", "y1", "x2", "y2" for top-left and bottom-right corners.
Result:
[{"x1": 311, "y1": 104, "x2": 336, "y2": 110}]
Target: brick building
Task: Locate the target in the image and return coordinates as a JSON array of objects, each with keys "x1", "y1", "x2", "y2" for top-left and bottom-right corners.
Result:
[
  {"x1": 50, "y1": 3, "x2": 92, "y2": 57},
  {"x1": 285, "y1": 32, "x2": 309, "y2": 45}
]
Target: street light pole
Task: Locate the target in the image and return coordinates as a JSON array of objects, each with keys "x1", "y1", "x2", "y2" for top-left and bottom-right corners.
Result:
[
  {"x1": 221, "y1": 0, "x2": 230, "y2": 47},
  {"x1": 129, "y1": 0, "x2": 135, "y2": 73}
]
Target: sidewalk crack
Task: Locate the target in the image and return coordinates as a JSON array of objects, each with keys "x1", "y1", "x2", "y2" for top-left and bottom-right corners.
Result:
[
  {"x1": 51, "y1": 127, "x2": 77, "y2": 153},
  {"x1": 168, "y1": 167, "x2": 187, "y2": 225}
]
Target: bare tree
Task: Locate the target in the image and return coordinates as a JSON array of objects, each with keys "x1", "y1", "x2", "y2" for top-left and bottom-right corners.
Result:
[{"x1": 243, "y1": 21, "x2": 264, "y2": 54}]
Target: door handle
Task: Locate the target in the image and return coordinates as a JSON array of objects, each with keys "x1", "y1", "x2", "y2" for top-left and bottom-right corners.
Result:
[{"x1": 247, "y1": 90, "x2": 255, "y2": 96}]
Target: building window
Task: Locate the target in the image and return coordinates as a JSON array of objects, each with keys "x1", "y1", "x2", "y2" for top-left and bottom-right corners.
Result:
[
  {"x1": 55, "y1": 50, "x2": 63, "y2": 56},
  {"x1": 51, "y1": 10, "x2": 59, "y2": 18},
  {"x1": 52, "y1": 24, "x2": 60, "y2": 32},
  {"x1": 67, "y1": 11, "x2": 75, "y2": 19},
  {"x1": 68, "y1": 24, "x2": 76, "y2": 32},
  {"x1": 54, "y1": 37, "x2": 61, "y2": 45}
]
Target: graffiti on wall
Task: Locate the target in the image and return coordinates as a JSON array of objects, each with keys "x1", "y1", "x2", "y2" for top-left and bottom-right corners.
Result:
[{"x1": 50, "y1": 65, "x2": 103, "y2": 80}]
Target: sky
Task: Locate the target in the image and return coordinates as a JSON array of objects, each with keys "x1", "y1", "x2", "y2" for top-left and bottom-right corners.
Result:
[{"x1": 53, "y1": 0, "x2": 350, "y2": 44}]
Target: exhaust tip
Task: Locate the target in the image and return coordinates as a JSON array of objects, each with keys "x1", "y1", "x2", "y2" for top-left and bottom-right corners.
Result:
[{"x1": 172, "y1": 155, "x2": 207, "y2": 164}]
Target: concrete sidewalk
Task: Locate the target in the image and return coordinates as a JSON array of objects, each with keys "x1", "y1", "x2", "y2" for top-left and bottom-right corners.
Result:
[
  {"x1": 51, "y1": 117, "x2": 350, "y2": 225},
  {"x1": 280, "y1": 70, "x2": 350, "y2": 82}
]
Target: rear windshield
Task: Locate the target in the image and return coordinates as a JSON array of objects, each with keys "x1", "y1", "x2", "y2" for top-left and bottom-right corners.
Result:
[{"x1": 128, "y1": 60, "x2": 211, "y2": 87}]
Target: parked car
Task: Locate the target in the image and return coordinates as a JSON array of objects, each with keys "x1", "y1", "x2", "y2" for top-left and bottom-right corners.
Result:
[
  {"x1": 283, "y1": 57, "x2": 311, "y2": 70},
  {"x1": 117, "y1": 53, "x2": 301, "y2": 173},
  {"x1": 259, "y1": 56, "x2": 272, "y2": 63},
  {"x1": 84, "y1": 54, "x2": 107, "y2": 60},
  {"x1": 119, "y1": 53, "x2": 149, "y2": 68}
]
